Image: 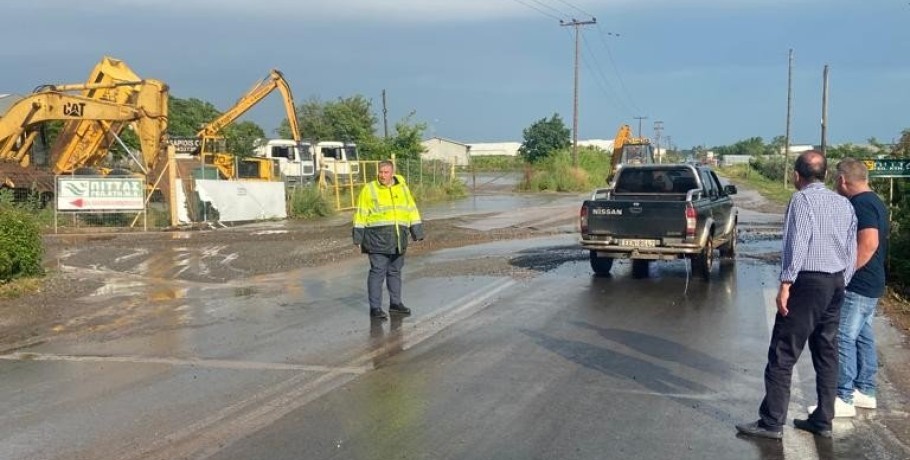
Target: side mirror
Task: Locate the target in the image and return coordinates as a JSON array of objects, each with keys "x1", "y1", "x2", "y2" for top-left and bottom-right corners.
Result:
[{"x1": 724, "y1": 184, "x2": 738, "y2": 195}]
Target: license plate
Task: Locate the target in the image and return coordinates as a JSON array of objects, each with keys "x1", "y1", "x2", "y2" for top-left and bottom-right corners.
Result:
[{"x1": 618, "y1": 239, "x2": 658, "y2": 248}]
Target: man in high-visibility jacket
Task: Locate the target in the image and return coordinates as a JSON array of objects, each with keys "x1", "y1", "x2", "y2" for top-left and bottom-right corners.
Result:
[{"x1": 353, "y1": 160, "x2": 425, "y2": 319}]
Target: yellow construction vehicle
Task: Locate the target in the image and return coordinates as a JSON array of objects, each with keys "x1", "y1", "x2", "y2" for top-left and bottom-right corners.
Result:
[
  {"x1": 194, "y1": 69, "x2": 301, "y2": 181},
  {"x1": 0, "y1": 69, "x2": 170, "y2": 204},
  {"x1": 48, "y1": 56, "x2": 164, "y2": 176},
  {"x1": 609, "y1": 124, "x2": 655, "y2": 181}
]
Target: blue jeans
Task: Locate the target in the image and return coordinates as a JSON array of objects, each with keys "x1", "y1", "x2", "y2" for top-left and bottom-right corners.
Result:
[{"x1": 837, "y1": 290, "x2": 879, "y2": 401}]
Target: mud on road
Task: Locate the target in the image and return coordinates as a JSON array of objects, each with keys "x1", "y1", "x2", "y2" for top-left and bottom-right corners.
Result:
[{"x1": 0, "y1": 211, "x2": 573, "y2": 348}]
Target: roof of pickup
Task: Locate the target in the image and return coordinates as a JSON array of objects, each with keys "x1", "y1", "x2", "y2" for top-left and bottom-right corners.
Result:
[{"x1": 613, "y1": 164, "x2": 701, "y2": 194}]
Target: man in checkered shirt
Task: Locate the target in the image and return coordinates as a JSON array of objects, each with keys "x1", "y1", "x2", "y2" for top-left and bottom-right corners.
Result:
[{"x1": 737, "y1": 150, "x2": 857, "y2": 440}]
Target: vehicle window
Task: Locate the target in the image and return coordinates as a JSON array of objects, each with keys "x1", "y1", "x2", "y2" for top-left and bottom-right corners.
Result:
[
  {"x1": 615, "y1": 167, "x2": 696, "y2": 194},
  {"x1": 299, "y1": 145, "x2": 313, "y2": 161},
  {"x1": 710, "y1": 171, "x2": 726, "y2": 194},
  {"x1": 270, "y1": 146, "x2": 292, "y2": 160},
  {"x1": 344, "y1": 146, "x2": 358, "y2": 161},
  {"x1": 322, "y1": 147, "x2": 341, "y2": 160},
  {"x1": 699, "y1": 170, "x2": 717, "y2": 197}
]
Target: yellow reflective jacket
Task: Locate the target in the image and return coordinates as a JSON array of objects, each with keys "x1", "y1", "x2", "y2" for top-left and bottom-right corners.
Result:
[{"x1": 352, "y1": 175, "x2": 424, "y2": 254}]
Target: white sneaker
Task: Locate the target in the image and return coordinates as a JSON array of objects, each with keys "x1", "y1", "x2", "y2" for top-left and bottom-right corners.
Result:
[
  {"x1": 853, "y1": 390, "x2": 877, "y2": 409},
  {"x1": 807, "y1": 397, "x2": 856, "y2": 417}
]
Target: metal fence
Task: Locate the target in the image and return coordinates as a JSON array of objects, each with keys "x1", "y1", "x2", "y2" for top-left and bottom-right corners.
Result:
[{"x1": 321, "y1": 157, "x2": 457, "y2": 211}]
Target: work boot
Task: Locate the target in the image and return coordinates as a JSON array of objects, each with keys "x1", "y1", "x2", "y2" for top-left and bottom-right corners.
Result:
[
  {"x1": 389, "y1": 303, "x2": 411, "y2": 316},
  {"x1": 370, "y1": 309, "x2": 388, "y2": 320}
]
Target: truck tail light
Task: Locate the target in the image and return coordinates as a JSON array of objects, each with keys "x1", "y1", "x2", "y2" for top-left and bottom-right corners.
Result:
[
  {"x1": 685, "y1": 203, "x2": 696, "y2": 239},
  {"x1": 580, "y1": 205, "x2": 588, "y2": 234}
]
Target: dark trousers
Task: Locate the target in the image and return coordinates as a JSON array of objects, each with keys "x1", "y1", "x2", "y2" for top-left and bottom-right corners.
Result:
[
  {"x1": 759, "y1": 271, "x2": 844, "y2": 430},
  {"x1": 368, "y1": 253, "x2": 404, "y2": 310}
]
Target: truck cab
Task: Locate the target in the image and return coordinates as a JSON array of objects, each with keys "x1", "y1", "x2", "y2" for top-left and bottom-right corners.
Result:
[
  {"x1": 316, "y1": 141, "x2": 360, "y2": 184},
  {"x1": 252, "y1": 139, "x2": 315, "y2": 186}
]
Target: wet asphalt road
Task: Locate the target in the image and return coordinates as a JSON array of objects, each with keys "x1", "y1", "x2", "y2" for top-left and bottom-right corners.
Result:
[{"x1": 1, "y1": 182, "x2": 908, "y2": 460}]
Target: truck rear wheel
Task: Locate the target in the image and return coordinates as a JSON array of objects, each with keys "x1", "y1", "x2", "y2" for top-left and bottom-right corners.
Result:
[
  {"x1": 693, "y1": 236, "x2": 714, "y2": 280},
  {"x1": 589, "y1": 251, "x2": 613, "y2": 275},
  {"x1": 719, "y1": 224, "x2": 737, "y2": 259}
]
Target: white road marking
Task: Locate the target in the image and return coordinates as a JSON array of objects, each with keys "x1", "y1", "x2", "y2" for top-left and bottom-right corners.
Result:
[
  {"x1": 0, "y1": 352, "x2": 369, "y2": 374},
  {"x1": 99, "y1": 277, "x2": 517, "y2": 460}
]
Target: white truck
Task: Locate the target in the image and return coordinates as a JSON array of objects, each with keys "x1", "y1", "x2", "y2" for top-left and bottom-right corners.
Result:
[
  {"x1": 252, "y1": 139, "x2": 361, "y2": 187},
  {"x1": 252, "y1": 139, "x2": 315, "y2": 186},
  {"x1": 315, "y1": 141, "x2": 360, "y2": 184}
]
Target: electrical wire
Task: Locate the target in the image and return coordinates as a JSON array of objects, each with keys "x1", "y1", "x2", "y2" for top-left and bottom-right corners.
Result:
[
  {"x1": 580, "y1": 32, "x2": 635, "y2": 116},
  {"x1": 509, "y1": 0, "x2": 564, "y2": 21},
  {"x1": 552, "y1": 0, "x2": 595, "y2": 18},
  {"x1": 595, "y1": 23, "x2": 642, "y2": 115}
]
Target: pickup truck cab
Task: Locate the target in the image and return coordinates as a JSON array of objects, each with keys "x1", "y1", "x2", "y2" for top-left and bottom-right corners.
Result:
[{"x1": 579, "y1": 163, "x2": 737, "y2": 279}]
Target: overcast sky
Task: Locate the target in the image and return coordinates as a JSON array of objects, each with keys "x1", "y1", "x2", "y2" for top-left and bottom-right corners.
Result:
[{"x1": 3, "y1": 0, "x2": 908, "y2": 148}]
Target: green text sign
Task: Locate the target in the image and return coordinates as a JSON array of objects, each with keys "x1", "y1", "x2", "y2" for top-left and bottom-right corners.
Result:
[{"x1": 863, "y1": 159, "x2": 910, "y2": 178}]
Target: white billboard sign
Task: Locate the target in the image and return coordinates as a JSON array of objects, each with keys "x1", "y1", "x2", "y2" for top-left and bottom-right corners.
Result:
[{"x1": 56, "y1": 176, "x2": 145, "y2": 211}]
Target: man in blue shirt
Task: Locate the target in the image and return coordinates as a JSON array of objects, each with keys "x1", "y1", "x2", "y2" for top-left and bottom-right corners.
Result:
[
  {"x1": 819, "y1": 158, "x2": 888, "y2": 417},
  {"x1": 737, "y1": 150, "x2": 857, "y2": 440}
]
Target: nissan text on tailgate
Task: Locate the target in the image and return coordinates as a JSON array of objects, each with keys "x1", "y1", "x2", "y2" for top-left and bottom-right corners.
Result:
[{"x1": 579, "y1": 164, "x2": 738, "y2": 279}]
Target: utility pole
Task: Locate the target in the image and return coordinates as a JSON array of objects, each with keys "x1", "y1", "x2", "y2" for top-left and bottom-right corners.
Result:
[
  {"x1": 784, "y1": 48, "x2": 793, "y2": 188},
  {"x1": 653, "y1": 120, "x2": 664, "y2": 163},
  {"x1": 634, "y1": 116, "x2": 648, "y2": 138},
  {"x1": 561, "y1": 17, "x2": 596, "y2": 167},
  {"x1": 382, "y1": 89, "x2": 389, "y2": 140},
  {"x1": 821, "y1": 64, "x2": 829, "y2": 155}
]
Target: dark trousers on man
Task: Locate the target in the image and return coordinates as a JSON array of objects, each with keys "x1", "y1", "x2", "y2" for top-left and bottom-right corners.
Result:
[
  {"x1": 368, "y1": 252, "x2": 404, "y2": 310},
  {"x1": 759, "y1": 271, "x2": 845, "y2": 431}
]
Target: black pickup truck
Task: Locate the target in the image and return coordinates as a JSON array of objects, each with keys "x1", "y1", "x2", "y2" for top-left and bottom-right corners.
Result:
[{"x1": 579, "y1": 163, "x2": 738, "y2": 279}]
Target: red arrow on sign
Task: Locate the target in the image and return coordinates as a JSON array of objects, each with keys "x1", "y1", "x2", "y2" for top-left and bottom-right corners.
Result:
[{"x1": 70, "y1": 198, "x2": 84, "y2": 208}]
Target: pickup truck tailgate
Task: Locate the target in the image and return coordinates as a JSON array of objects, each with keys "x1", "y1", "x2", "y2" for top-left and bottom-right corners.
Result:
[{"x1": 585, "y1": 199, "x2": 687, "y2": 238}]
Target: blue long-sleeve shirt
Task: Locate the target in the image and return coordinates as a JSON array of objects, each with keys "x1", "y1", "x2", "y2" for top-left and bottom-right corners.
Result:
[{"x1": 780, "y1": 182, "x2": 857, "y2": 284}]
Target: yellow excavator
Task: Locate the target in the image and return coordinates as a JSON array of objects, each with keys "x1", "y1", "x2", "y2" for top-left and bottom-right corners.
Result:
[
  {"x1": 609, "y1": 124, "x2": 655, "y2": 181},
  {"x1": 194, "y1": 68, "x2": 301, "y2": 181},
  {"x1": 48, "y1": 56, "x2": 166, "y2": 176},
  {"x1": 0, "y1": 59, "x2": 170, "y2": 206}
]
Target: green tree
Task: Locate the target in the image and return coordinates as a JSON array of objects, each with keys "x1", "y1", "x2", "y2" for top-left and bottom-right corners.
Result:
[
  {"x1": 168, "y1": 96, "x2": 265, "y2": 157},
  {"x1": 280, "y1": 95, "x2": 377, "y2": 145},
  {"x1": 519, "y1": 114, "x2": 571, "y2": 164},
  {"x1": 168, "y1": 97, "x2": 220, "y2": 136},
  {"x1": 224, "y1": 121, "x2": 266, "y2": 157},
  {"x1": 826, "y1": 143, "x2": 877, "y2": 159}
]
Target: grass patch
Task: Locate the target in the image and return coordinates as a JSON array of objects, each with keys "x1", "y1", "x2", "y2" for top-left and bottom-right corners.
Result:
[
  {"x1": 410, "y1": 179, "x2": 468, "y2": 203},
  {"x1": 520, "y1": 147, "x2": 611, "y2": 193},
  {"x1": 716, "y1": 165, "x2": 792, "y2": 206},
  {"x1": 287, "y1": 186, "x2": 336, "y2": 219},
  {"x1": 0, "y1": 277, "x2": 43, "y2": 299},
  {"x1": 468, "y1": 156, "x2": 523, "y2": 172}
]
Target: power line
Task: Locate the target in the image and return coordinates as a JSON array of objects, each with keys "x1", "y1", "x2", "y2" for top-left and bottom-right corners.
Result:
[
  {"x1": 594, "y1": 23, "x2": 641, "y2": 115},
  {"x1": 580, "y1": 32, "x2": 634, "y2": 115},
  {"x1": 509, "y1": 0, "x2": 564, "y2": 20},
  {"x1": 527, "y1": 0, "x2": 569, "y2": 18},
  {"x1": 552, "y1": 0, "x2": 595, "y2": 17}
]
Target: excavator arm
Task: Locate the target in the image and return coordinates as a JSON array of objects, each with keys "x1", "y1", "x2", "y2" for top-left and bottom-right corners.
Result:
[
  {"x1": 193, "y1": 69, "x2": 299, "y2": 181},
  {"x1": 197, "y1": 69, "x2": 300, "y2": 141},
  {"x1": 0, "y1": 91, "x2": 147, "y2": 166},
  {"x1": 49, "y1": 56, "x2": 169, "y2": 175}
]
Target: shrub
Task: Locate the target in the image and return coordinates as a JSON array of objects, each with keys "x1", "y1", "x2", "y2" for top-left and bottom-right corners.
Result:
[
  {"x1": 287, "y1": 186, "x2": 335, "y2": 219},
  {"x1": 520, "y1": 147, "x2": 611, "y2": 192},
  {"x1": 0, "y1": 206, "x2": 44, "y2": 281}
]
